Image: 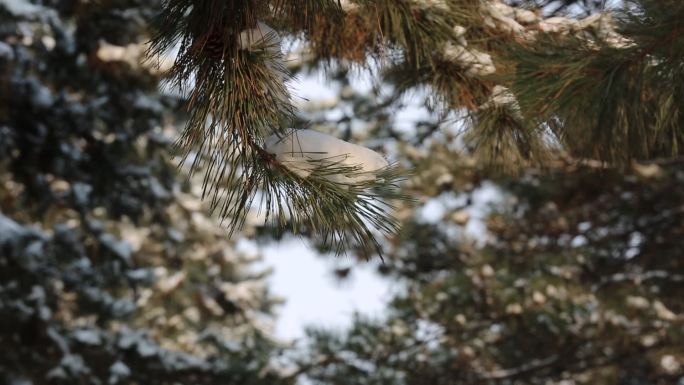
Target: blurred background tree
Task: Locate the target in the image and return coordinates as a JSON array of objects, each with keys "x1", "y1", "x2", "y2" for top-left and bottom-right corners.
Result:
[
  {"x1": 1, "y1": 0, "x2": 683, "y2": 384},
  {"x1": 299, "y1": 158, "x2": 684, "y2": 384},
  {"x1": 0, "y1": 1, "x2": 289, "y2": 384}
]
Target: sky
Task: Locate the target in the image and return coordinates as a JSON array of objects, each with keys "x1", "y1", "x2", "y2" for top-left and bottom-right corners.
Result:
[{"x1": 257, "y1": 238, "x2": 390, "y2": 341}]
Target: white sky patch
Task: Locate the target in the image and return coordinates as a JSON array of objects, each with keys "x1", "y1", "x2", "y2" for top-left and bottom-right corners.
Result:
[
  {"x1": 254, "y1": 237, "x2": 390, "y2": 341},
  {"x1": 291, "y1": 73, "x2": 338, "y2": 106}
]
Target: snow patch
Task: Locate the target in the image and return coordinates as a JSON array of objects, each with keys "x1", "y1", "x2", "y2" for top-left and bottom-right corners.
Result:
[{"x1": 265, "y1": 129, "x2": 389, "y2": 184}]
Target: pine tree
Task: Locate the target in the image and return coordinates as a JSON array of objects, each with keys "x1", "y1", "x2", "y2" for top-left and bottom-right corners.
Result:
[{"x1": 0, "y1": 1, "x2": 287, "y2": 384}]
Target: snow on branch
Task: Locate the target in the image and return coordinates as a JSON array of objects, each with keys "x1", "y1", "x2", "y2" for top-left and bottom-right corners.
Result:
[{"x1": 265, "y1": 129, "x2": 389, "y2": 184}]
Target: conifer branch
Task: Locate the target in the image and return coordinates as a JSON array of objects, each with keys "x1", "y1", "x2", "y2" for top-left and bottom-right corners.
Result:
[
  {"x1": 148, "y1": 0, "x2": 411, "y2": 256},
  {"x1": 505, "y1": 0, "x2": 684, "y2": 165}
]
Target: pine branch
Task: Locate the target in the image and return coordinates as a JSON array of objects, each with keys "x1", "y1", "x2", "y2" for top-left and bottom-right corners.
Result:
[
  {"x1": 478, "y1": 355, "x2": 559, "y2": 380},
  {"x1": 148, "y1": 0, "x2": 411, "y2": 256},
  {"x1": 505, "y1": 0, "x2": 684, "y2": 165},
  {"x1": 268, "y1": 0, "x2": 343, "y2": 33},
  {"x1": 465, "y1": 86, "x2": 551, "y2": 171},
  {"x1": 286, "y1": 0, "x2": 465, "y2": 64}
]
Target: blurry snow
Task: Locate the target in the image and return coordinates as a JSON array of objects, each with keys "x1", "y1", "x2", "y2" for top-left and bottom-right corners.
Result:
[
  {"x1": 0, "y1": 41, "x2": 14, "y2": 59},
  {"x1": 418, "y1": 182, "x2": 504, "y2": 243},
  {"x1": 544, "y1": 0, "x2": 624, "y2": 16},
  {"x1": 0, "y1": 0, "x2": 48, "y2": 18}
]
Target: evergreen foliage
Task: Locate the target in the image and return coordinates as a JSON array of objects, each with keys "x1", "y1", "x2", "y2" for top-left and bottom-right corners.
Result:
[
  {"x1": 0, "y1": 1, "x2": 287, "y2": 383},
  {"x1": 508, "y1": 0, "x2": 684, "y2": 165},
  {"x1": 2, "y1": 0, "x2": 684, "y2": 384}
]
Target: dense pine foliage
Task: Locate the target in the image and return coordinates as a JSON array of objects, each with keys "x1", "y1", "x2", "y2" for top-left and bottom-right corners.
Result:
[{"x1": 1, "y1": 0, "x2": 683, "y2": 384}]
